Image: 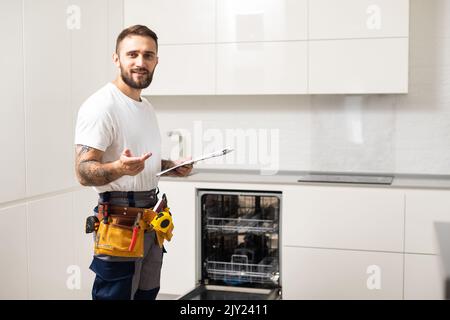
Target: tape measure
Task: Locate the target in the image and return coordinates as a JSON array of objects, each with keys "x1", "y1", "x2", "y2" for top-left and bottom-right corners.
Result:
[{"x1": 150, "y1": 208, "x2": 173, "y2": 233}]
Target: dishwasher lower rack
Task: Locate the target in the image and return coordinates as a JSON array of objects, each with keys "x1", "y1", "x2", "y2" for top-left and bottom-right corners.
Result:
[{"x1": 205, "y1": 255, "x2": 279, "y2": 286}]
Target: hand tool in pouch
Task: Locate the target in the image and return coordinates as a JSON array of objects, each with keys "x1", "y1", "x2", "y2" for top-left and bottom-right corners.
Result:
[{"x1": 128, "y1": 212, "x2": 142, "y2": 252}]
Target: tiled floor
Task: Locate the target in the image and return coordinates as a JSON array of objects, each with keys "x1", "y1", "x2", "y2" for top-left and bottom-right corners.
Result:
[{"x1": 156, "y1": 293, "x2": 180, "y2": 300}]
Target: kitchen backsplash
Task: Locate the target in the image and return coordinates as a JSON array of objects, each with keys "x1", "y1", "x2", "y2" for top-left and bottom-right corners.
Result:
[{"x1": 149, "y1": 0, "x2": 450, "y2": 176}]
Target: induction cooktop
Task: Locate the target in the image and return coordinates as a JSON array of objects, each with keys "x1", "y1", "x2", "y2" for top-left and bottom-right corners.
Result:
[{"x1": 297, "y1": 174, "x2": 394, "y2": 185}]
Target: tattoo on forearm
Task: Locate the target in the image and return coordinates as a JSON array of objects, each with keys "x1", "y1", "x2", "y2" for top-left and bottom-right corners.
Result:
[
  {"x1": 79, "y1": 145, "x2": 92, "y2": 155},
  {"x1": 78, "y1": 160, "x2": 115, "y2": 186}
]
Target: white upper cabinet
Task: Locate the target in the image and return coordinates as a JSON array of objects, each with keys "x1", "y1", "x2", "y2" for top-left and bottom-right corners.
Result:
[
  {"x1": 0, "y1": 0, "x2": 26, "y2": 203},
  {"x1": 217, "y1": 42, "x2": 307, "y2": 94},
  {"x1": 216, "y1": 0, "x2": 307, "y2": 42},
  {"x1": 309, "y1": 38, "x2": 409, "y2": 94},
  {"x1": 143, "y1": 44, "x2": 215, "y2": 95},
  {"x1": 309, "y1": 0, "x2": 409, "y2": 39},
  {"x1": 124, "y1": 0, "x2": 409, "y2": 95},
  {"x1": 124, "y1": 0, "x2": 215, "y2": 44},
  {"x1": 24, "y1": 0, "x2": 74, "y2": 196}
]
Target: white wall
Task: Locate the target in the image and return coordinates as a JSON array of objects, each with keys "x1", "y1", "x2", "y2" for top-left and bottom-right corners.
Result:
[
  {"x1": 152, "y1": 0, "x2": 450, "y2": 176},
  {"x1": 0, "y1": 0, "x2": 123, "y2": 299}
]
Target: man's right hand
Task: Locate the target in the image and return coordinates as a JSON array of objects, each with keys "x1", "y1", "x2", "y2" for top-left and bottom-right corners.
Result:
[{"x1": 116, "y1": 148, "x2": 152, "y2": 176}]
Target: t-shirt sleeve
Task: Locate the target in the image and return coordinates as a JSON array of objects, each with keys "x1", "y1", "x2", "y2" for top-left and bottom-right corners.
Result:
[{"x1": 74, "y1": 104, "x2": 114, "y2": 152}]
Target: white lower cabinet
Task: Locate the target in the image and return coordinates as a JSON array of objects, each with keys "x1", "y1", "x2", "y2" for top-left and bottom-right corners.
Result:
[
  {"x1": 282, "y1": 186, "x2": 404, "y2": 252},
  {"x1": 158, "y1": 181, "x2": 197, "y2": 295},
  {"x1": 282, "y1": 246, "x2": 403, "y2": 300},
  {"x1": 404, "y1": 189, "x2": 450, "y2": 255},
  {"x1": 0, "y1": 205, "x2": 28, "y2": 299},
  {"x1": 404, "y1": 254, "x2": 445, "y2": 300}
]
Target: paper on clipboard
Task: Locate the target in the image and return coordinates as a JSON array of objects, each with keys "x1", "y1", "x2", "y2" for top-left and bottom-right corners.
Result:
[{"x1": 156, "y1": 147, "x2": 234, "y2": 177}]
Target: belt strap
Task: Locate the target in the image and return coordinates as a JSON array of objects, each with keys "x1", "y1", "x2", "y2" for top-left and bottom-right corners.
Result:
[{"x1": 98, "y1": 204, "x2": 155, "y2": 218}]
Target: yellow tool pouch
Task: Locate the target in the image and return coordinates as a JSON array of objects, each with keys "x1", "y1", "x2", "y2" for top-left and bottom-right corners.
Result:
[
  {"x1": 94, "y1": 215, "x2": 148, "y2": 258},
  {"x1": 92, "y1": 204, "x2": 174, "y2": 258}
]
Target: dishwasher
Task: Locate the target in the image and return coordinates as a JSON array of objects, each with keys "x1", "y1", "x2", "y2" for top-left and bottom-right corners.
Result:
[{"x1": 179, "y1": 189, "x2": 282, "y2": 300}]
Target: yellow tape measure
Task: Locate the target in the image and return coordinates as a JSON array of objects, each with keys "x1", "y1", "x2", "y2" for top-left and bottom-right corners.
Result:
[{"x1": 151, "y1": 208, "x2": 173, "y2": 233}]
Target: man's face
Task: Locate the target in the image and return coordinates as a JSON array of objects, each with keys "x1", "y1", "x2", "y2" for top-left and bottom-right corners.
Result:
[{"x1": 114, "y1": 35, "x2": 158, "y2": 89}]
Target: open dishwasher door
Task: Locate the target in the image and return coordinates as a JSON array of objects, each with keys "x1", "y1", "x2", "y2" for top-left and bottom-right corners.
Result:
[{"x1": 179, "y1": 189, "x2": 282, "y2": 300}]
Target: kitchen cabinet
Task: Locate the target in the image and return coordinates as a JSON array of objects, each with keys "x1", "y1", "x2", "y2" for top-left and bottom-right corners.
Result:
[
  {"x1": 282, "y1": 185, "x2": 404, "y2": 252},
  {"x1": 0, "y1": 0, "x2": 26, "y2": 204},
  {"x1": 309, "y1": 0, "x2": 409, "y2": 39},
  {"x1": 216, "y1": 42, "x2": 308, "y2": 95},
  {"x1": 24, "y1": 0, "x2": 74, "y2": 197},
  {"x1": 309, "y1": 38, "x2": 409, "y2": 94},
  {"x1": 157, "y1": 180, "x2": 197, "y2": 295},
  {"x1": 404, "y1": 254, "x2": 445, "y2": 300},
  {"x1": 216, "y1": 0, "x2": 307, "y2": 42},
  {"x1": 124, "y1": 0, "x2": 216, "y2": 95},
  {"x1": 404, "y1": 189, "x2": 450, "y2": 255},
  {"x1": 282, "y1": 246, "x2": 403, "y2": 299},
  {"x1": 0, "y1": 205, "x2": 28, "y2": 299},
  {"x1": 27, "y1": 194, "x2": 76, "y2": 299},
  {"x1": 308, "y1": 0, "x2": 409, "y2": 94},
  {"x1": 124, "y1": 0, "x2": 215, "y2": 44},
  {"x1": 124, "y1": 0, "x2": 409, "y2": 95},
  {"x1": 156, "y1": 177, "x2": 450, "y2": 299},
  {"x1": 142, "y1": 44, "x2": 215, "y2": 96},
  {"x1": 70, "y1": 0, "x2": 110, "y2": 142}
]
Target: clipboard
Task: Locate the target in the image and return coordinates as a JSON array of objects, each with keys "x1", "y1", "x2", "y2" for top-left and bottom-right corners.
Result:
[{"x1": 156, "y1": 147, "x2": 234, "y2": 177}]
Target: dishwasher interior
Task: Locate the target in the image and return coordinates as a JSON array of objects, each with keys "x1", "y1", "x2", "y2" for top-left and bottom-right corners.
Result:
[{"x1": 180, "y1": 189, "x2": 282, "y2": 300}]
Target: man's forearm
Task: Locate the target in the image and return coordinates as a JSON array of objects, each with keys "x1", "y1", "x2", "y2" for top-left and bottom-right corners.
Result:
[{"x1": 77, "y1": 160, "x2": 123, "y2": 186}]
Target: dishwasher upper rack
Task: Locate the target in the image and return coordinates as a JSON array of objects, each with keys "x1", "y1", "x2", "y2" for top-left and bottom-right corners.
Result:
[{"x1": 205, "y1": 216, "x2": 278, "y2": 233}]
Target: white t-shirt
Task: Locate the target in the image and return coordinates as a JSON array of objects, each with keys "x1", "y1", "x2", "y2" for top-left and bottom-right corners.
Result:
[{"x1": 75, "y1": 82, "x2": 161, "y2": 193}]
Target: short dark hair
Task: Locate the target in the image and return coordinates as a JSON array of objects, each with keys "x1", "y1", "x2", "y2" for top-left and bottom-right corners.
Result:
[{"x1": 115, "y1": 25, "x2": 158, "y2": 54}]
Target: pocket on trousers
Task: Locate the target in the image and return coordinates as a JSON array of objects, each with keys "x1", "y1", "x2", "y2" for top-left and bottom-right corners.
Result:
[{"x1": 90, "y1": 257, "x2": 135, "y2": 300}]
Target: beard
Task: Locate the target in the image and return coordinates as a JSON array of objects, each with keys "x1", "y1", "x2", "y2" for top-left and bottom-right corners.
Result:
[{"x1": 120, "y1": 65, "x2": 154, "y2": 89}]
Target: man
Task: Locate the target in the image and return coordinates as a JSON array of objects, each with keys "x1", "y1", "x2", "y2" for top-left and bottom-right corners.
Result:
[{"x1": 74, "y1": 25, "x2": 192, "y2": 300}]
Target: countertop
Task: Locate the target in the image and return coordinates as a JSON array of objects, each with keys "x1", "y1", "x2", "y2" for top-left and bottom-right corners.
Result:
[{"x1": 160, "y1": 168, "x2": 450, "y2": 190}]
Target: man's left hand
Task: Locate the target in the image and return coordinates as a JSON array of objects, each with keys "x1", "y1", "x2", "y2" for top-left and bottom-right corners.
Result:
[{"x1": 172, "y1": 157, "x2": 193, "y2": 177}]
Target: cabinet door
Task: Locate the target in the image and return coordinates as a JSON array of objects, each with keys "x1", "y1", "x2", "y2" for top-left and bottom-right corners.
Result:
[
  {"x1": 144, "y1": 44, "x2": 215, "y2": 95},
  {"x1": 124, "y1": 0, "x2": 215, "y2": 44},
  {"x1": 71, "y1": 0, "x2": 110, "y2": 157},
  {"x1": 0, "y1": 205, "x2": 28, "y2": 299},
  {"x1": 72, "y1": 188, "x2": 99, "y2": 299},
  {"x1": 24, "y1": 0, "x2": 74, "y2": 196},
  {"x1": 309, "y1": 0, "x2": 409, "y2": 39},
  {"x1": 404, "y1": 254, "x2": 445, "y2": 300},
  {"x1": 217, "y1": 0, "x2": 307, "y2": 42},
  {"x1": 405, "y1": 190, "x2": 450, "y2": 254},
  {"x1": 309, "y1": 38, "x2": 408, "y2": 94},
  {"x1": 0, "y1": 0, "x2": 26, "y2": 203},
  {"x1": 282, "y1": 186, "x2": 404, "y2": 252},
  {"x1": 217, "y1": 42, "x2": 307, "y2": 94},
  {"x1": 27, "y1": 194, "x2": 76, "y2": 299},
  {"x1": 282, "y1": 246, "x2": 403, "y2": 299},
  {"x1": 157, "y1": 181, "x2": 197, "y2": 295}
]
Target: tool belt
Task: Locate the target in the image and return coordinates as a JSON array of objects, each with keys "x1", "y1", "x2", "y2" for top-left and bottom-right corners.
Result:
[{"x1": 85, "y1": 194, "x2": 174, "y2": 258}]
